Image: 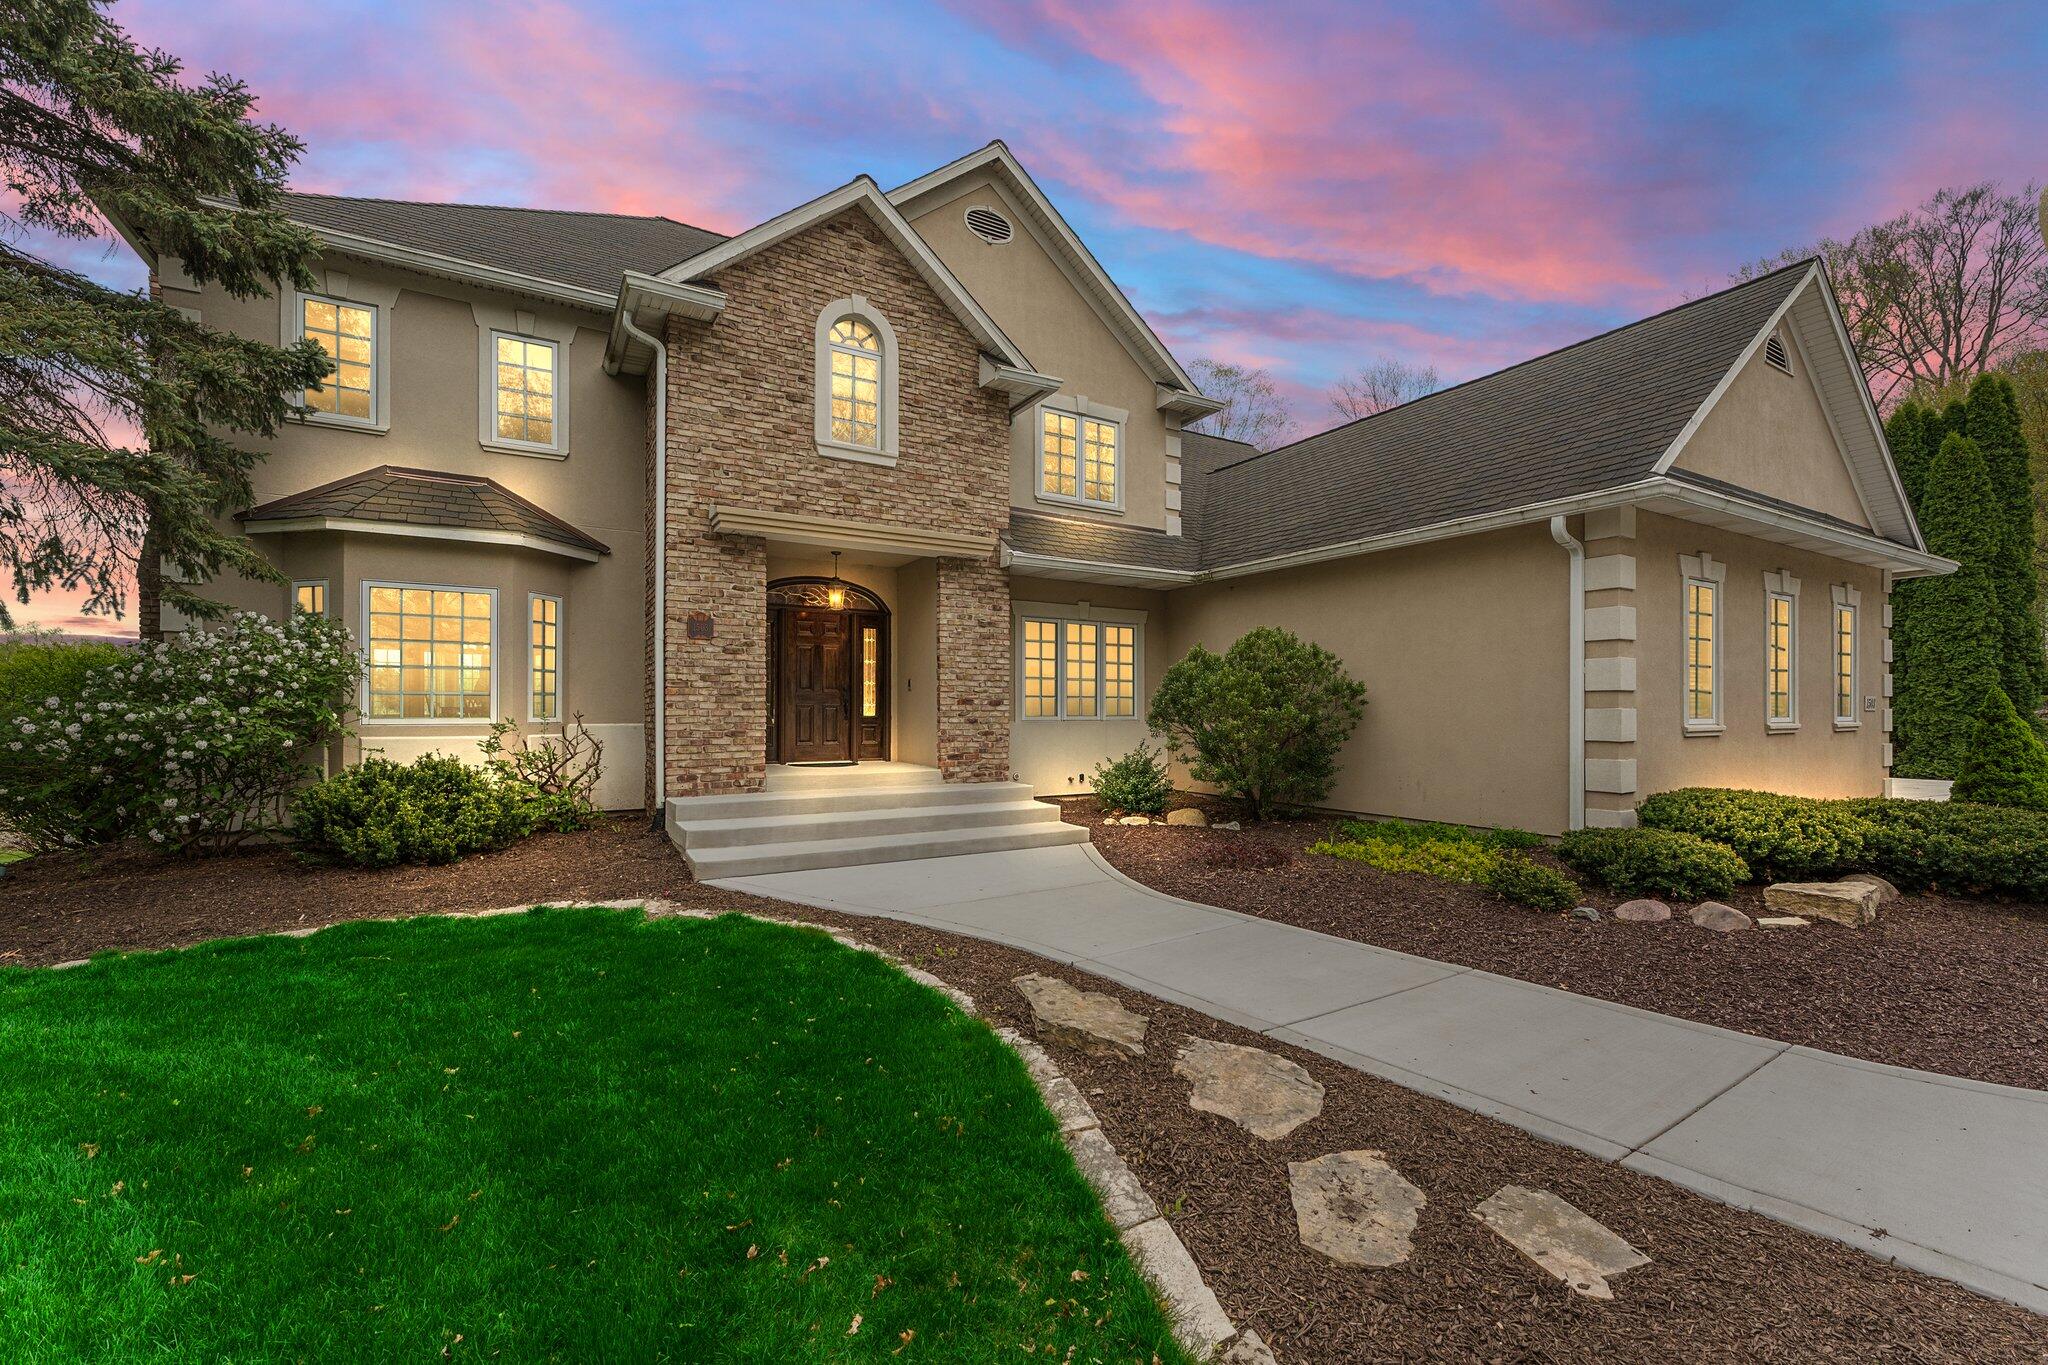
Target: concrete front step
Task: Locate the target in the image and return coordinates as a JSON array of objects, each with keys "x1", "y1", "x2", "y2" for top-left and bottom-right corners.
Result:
[
  {"x1": 683, "y1": 819, "x2": 1091, "y2": 879},
  {"x1": 666, "y1": 779, "x2": 1034, "y2": 823},
  {"x1": 675, "y1": 799, "x2": 1065, "y2": 850}
]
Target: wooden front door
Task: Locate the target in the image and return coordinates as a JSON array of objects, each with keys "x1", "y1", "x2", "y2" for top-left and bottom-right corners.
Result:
[{"x1": 776, "y1": 608, "x2": 851, "y2": 763}]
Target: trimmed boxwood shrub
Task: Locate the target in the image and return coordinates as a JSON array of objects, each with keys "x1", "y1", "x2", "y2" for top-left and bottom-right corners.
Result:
[
  {"x1": 1950, "y1": 686, "x2": 2048, "y2": 811},
  {"x1": 1635, "y1": 787, "x2": 1866, "y2": 881},
  {"x1": 292, "y1": 755, "x2": 536, "y2": 868},
  {"x1": 1091, "y1": 741, "x2": 1172, "y2": 815},
  {"x1": 1481, "y1": 853, "x2": 1579, "y2": 912},
  {"x1": 1558, "y1": 827, "x2": 1750, "y2": 900},
  {"x1": 1844, "y1": 797, "x2": 2048, "y2": 899}
]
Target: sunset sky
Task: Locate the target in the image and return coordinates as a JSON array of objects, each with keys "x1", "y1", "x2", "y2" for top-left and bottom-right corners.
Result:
[{"x1": 18, "y1": 0, "x2": 2047, "y2": 634}]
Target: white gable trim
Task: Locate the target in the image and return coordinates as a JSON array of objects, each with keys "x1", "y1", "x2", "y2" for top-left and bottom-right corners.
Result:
[
  {"x1": 1652, "y1": 265, "x2": 1922, "y2": 549},
  {"x1": 655, "y1": 176, "x2": 1033, "y2": 373},
  {"x1": 889, "y1": 142, "x2": 1202, "y2": 396}
]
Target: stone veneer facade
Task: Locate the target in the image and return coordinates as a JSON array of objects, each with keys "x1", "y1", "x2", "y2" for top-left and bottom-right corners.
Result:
[{"x1": 649, "y1": 208, "x2": 1014, "y2": 798}]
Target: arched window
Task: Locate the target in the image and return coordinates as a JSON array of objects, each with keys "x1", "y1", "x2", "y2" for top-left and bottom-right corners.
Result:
[{"x1": 813, "y1": 296, "x2": 899, "y2": 465}]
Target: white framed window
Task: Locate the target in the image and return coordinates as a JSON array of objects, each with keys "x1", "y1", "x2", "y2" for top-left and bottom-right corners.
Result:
[
  {"x1": 293, "y1": 580, "x2": 328, "y2": 617},
  {"x1": 362, "y1": 582, "x2": 495, "y2": 722},
  {"x1": 1763, "y1": 569, "x2": 1799, "y2": 730},
  {"x1": 1036, "y1": 396, "x2": 1124, "y2": 510},
  {"x1": 528, "y1": 594, "x2": 561, "y2": 722},
  {"x1": 489, "y1": 333, "x2": 562, "y2": 453},
  {"x1": 296, "y1": 293, "x2": 378, "y2": 426},
  {"x1": 1832, "y1": 583, "x2": 1860, "y2": 728},
  {"x1": 812, "y1": 296, "x2": 899, "y2": 465},
  {"x1": 1680, "y1": 551, "x2": 1726, "y2": 733},
  {"x1": 1015, "y1": 603, "x2": 1142, "y2": 720}
]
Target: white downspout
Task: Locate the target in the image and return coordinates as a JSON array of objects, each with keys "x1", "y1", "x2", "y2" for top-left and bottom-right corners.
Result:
[
  {"x1": 619, "y1": 313, "x2": 667, "y2": 818},
  {"x1": 1550, "y1": 515, "x2": 1585, "y2": 831}
]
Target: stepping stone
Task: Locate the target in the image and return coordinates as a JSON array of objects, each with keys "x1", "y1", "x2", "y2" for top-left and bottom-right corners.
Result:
[
  {"x1": 1013, "y1": 974, "x2": 1148, "y2": 1056},
  {"x1": 1757, "y1": 915, "x2": 1809, "y2": 929},
  {"x1": 1762, "y1": 880, "x2": 1881, "y2": 927},
  {"x1": 1612, "y1": 898, "x2": 1671, "y2": 922},
  {"x1": 1688, "y1": 902, "x2": 1752, "y2": 933},
  {"x1": 1471, "y1": 1185, "x2": 1650, "y2": 1300},
  {"x1": 1174, "y1": 1037, "x2": 1324, "y2": 1140},
  {"x1": 1165, "y1": 807, "x2": 1209, "y2": 827},
  {"x1": 1288, "y1": 1150, "x2": 1424, "y2": 1268}
]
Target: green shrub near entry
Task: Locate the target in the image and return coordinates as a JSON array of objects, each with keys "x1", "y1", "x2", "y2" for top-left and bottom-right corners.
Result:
[
  {"x1": 1311, "y1": 818, "x2": 1580, "y2": 911},
  {"x1": 1557, "y1": 827, "x2": 1750, "y2": 900},
  {"x1": 1481, "y1": 853, "x2": 1580, "y2": 911},
  {"x1": 1147, "y1": 627, "x2": 1367, "y2": 819},
  {"x1": 292, "y1": 755, "x2": 536, "y2": 867},
  {"x1": 1844, "y1": 797, "x2": 2048, "y2": 899},
  {"x1": 1091, "y1": 741, "x2": 1172, "y2": 815},
  {"x1": 1950, "y1": 687, "x2": 2048, "y2": 811},
  {"x1": 1635, "y1": 787, "x2": 1867, "y2": 881}
]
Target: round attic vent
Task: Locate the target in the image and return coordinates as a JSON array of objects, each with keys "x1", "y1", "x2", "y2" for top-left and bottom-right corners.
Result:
[{"x1": 964, "y1": 205, "x2": 1014, "y2": 244}]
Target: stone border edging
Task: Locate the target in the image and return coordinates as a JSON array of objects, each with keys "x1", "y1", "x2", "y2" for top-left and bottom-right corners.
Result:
[{"x1": 35, "y1": 898, "x2": 1261, "y2": 1361}]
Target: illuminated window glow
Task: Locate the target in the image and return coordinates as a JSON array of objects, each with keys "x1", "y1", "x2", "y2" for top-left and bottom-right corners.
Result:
[
  {"x1": 1020, "y1": 615, "x2": 1141, "y2": 719},
  {"x1": 1835, "y1": 604, "x2": 1857, "y2": 724},
  {"x1": 1021, "y1": 618, "x2": 1059, "y2": 718},
  {"x1": 1685, "y1": 580, "x2": 1718, "y2": 726},
  {"x1": 365, "y1": 584, "x2": 493, "y2": 720},
  {"x1": 1064, "y1": 622, "x2": 1099, "y2": 717},
  {"x1": 1103, "y1": 624, "x2": 1135, "y2": 717},
  {"x1": 293, "y1": 581, "x2": 327, "y2": 616},
  {"x1": 300, "y1": 296, "x2": 374, "y2": 420},
  {"x1": 530, "y1": 595, "x2": 560, "y2": 722},
  {"x1": 861, "y1": 625, "x2": 879, "y2": 719},
  {"x1": 1039, "y1": 409, "x2": 1118, "y2": 506},
  {"x1": 494, "y1": 335, "x2": 557, "y2": 446},
  {"x1": 1766, "y1": 591, "x2": 1795, "y2": 725},
  {"x1": 827, "y1": 317, "x2": 881, "y2": 448}
]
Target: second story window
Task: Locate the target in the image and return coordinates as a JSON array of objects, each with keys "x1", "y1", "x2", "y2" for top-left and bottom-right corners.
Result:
[
  {"x1": 813, "y1": 297, "x2": 898, "y2": 465},
  {"x1": 300, "y1": 295, "x2": 375, "y2": 422},
  {"x1": 493, "y1": 335, "x2": 558, "y2": 449},
  {"x1": 1039, "y1": 408, "x2": 1120, "y2": 508}
]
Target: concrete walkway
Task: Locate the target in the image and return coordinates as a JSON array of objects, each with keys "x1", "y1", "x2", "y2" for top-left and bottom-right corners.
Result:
[{"x1": 710, "y1": 843, "x2": 2048, "y2": 1315}]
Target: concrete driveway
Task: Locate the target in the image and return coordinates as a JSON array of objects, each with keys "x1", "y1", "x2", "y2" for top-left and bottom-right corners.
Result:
[{"x1": 711, "y1": 843, "x2": 2048, "y2": 1315}]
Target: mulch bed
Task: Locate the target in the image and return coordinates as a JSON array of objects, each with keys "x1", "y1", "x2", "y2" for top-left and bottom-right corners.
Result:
[
  {"x1": 4, "y1": 822, "x2": 2045, "y2": 1359},
  {"x1": 1067, "y1": 798, "x2": 2048, "y2": 1092}
]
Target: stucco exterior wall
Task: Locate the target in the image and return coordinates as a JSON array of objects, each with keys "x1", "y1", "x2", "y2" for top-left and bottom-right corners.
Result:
[
  {"x1": 1165, "y1": 526, "x2": 1573, "y2": 833},
  {"x1": 1672, "y1": 321, "x2": 1872, "y2": 527},
  {"x1": 1005, "y1": 576, "x2": 1172, "y2": 794},
  {"x1": 1632, "y1": 510, "x2": 1888, "y2": 800},
  {"x1": 906, "y1": 174, "x2": 1173, "y2": 533}
]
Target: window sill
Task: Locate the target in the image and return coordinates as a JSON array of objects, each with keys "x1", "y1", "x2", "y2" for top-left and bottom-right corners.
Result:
[
  {"x1": 1833, "y1": 720, "x2": 1862, "y2": 732},
  {"x1": 482, "y1": 439, "x2": 567, "y2": 460},
  {"x1": 817, "y1": 439, "x2": 897, "y2": 468},
  {"x1": 1766, "y1": 721, "x2": 1800, "y2": 734},
  {"x1": 1682, "y1": 723, "x2": 1726, "y2": 737},
  {"x1": 297, "y1": 410, "x2": 388, "y2": 435}
]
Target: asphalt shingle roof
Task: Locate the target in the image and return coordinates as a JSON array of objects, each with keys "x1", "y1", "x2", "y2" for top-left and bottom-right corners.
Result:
[
  {"x1": 242, "y1": 466, "x2": 610, "y2": 557},
  {"x1": 279, "y1": 193, "x2": 727, "y2": 295}
]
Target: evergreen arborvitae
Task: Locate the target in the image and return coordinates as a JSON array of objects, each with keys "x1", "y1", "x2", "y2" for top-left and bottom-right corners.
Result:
[
  {"x1": 1892, "y1": 433, "x2": 2005, "y2": 776},
  {"x1": 1885, "y1": 402, "x2": 1934, "y2": 509},
  {"x1": 1951, "y1": 685, "x2": 2048, "y2": 810},
  {"x1": 1963, "y1": 373, "x2": 2047, "y2": 710}
]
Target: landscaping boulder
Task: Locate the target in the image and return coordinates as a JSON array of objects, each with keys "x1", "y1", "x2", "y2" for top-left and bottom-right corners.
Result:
[
  {"x1": 1174, "y1": 1038, "x2": 1324, "y2": 1140},
  {"x1": 1688, "y1": 902, "x2": 1752, "y2": 933},
  {"x1": 1840, "y1": 872, "x2": 1901, "y2": 906},
  {"x1": 1220, "y1": 1329, "x2": 1279, "y2": 1365},
  {"x1": 1214, "y1": 820, "x2": 1242, "y2": 831},
  {"x1": 1611, "y1": 899, "x2": 1672, "y2": 923},
  {"x1": 1762, "y1": 881, "x2": 1881, "y2": 928},
  {"x1": 1570, "y1": 906, "x2": 1601, "y2": 922},
  {"x1": 1118, "y1": 815, "x2": 1153, "y2": 826},
  {"x1": 1288, "y1": 1150, "x2": 1425, "y2": 1268},
  {"x1": 1165, "y1": 807, "x2": 1210, "y2": 827},
  {"x1": 1013, "y1": 974, "x2": 1148, "y2": 1056},
  {"x1": 1471, "y1": 1185, "x2": 1650, "y2": 1300}
]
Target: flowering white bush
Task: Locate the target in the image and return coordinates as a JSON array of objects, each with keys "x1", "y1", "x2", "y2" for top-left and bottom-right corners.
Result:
[{"x1": 0, "y1": 611, "x2": 358, "y2": 854}]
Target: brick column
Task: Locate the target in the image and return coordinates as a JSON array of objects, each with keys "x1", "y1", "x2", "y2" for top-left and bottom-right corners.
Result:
[
  {"x1": 1581, "y1": 506, "x2": 1640, "y2": 827},
  {"x1": 935, "y1": 554, "x2": 1011, "y2": 783},
  {"x1": 663, "y1": 528, "x2": 768, "y2": 798}
]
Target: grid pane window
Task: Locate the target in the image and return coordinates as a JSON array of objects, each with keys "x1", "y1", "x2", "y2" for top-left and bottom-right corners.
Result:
[
  {"x1": 1064, "y1": 622, "x2": 1099, "y2": 717},
  {"x1": 828, "y1": 318, "x2": 881, "y2": 447},
  {"x1": 366, "y1": 585, "x2": 492, "y2": 720},
  {"x1": 1081, "y1": 419, "x2": 1118, "y2": 503},
  {"x1": 530, "y1": 596, "x2": 560, "y2": 721},
  {"x1": 1041, "y1": 411, "x2": 1078, "y2": 497},
  {"x1": 1021, "y1": 619, "x2": 1059, "y2": 718},
  {"x1": 293, "y1": 582, "x2": 327, "y2": 616},
  {"x1": 1103, "y1": 624, "x2": 1135, "y2": 717},
  {"x1": 1835, "y1": 606, "x2": 1857, "y2": 722},
  {"x1": 1766, "y1": 594, "x2": 1794, "y2": 723},
  {"x1": 301, "y1": 297, "x2": 374, "y2": 420},
  {"x1": 494, "y1": 336, "x2": 557, "y2": 446},
  {"x1": 1685, "y1": 581, "x2": 1717, "y2": 723},
  {"x1": 861, "y1": 626, "x2": 879, "y2": 719}
]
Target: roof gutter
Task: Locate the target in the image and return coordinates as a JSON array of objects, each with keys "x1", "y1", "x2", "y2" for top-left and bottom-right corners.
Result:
[
  {"x1": 616, "y1": 309, "x2": 669, "y2": 818},
  {"x1": 999, "y1": 544, "x2": 1201, "y2": 589}
]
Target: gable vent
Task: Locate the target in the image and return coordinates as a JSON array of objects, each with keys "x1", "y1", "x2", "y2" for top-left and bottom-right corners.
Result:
[
  {"x1": 1763, "y1": 333, "x2": 1793, "y2": 374},
  {"x1": 964, "y1": 205, "x2": 1014, "y2": 245}
]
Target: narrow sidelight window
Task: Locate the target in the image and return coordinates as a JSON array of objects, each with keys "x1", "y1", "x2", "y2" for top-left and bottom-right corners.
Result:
[
  {"x1": 365, "y1": 584, "x2": 493, "y2": 720},
  {"x1": 300, "y1": 296, "x2": 375, "y2": 421},
  {"x1": 529, "y1": 594, "x2": 560, "y2": 722},
  {"x1": 1681, "y1": 552, "x2": 1726, "y2": 733},
  {"x1": 1764, "y1": 569, "x2": 1799, "y2": 730},
  {"x1": 1835, "y1": 602, "x2": 1858, "y2": 725},
  {"x1": 860, "y1": 625, "x2": 879, "y2": 719}
]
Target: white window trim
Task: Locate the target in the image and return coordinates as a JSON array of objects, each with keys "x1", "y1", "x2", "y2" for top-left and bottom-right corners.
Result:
[
  {"x1": 1832, "y1": 582, "x2": 1861, "y2": 729},
  {"x1": 812, "y1": 295, "x2": 899, "y2": 466},
  {"x1": 283, "y1": 272, "x2": 397, "y2": 433},
  {"x1": 1033, "y1": 393, "x2": 1127, "y2": 513},
  {"x1": 1763, "y1": 569, "x2": 1800, "y2": 732},
  {"x1": 358, "y1": 580, "x2": 498, "y2": 727},
  {"x1": 1012, "y1": 600, "x2": 1145, "y2": 722},
  {"x1": 292, "y1": 579, "x2": 330, "y2": 618},
  {"x1": 472, "y1": 303, "x2": 576, "y2": 458},
  {"x1": 527, "y1": 592, "x2": 563, "y2": 724},
  {"x1": 1680, "y1": 551, "x2": 1726, "y2": 735}
]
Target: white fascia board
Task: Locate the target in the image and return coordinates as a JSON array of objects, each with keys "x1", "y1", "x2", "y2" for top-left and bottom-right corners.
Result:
[
  {"x1": 604, "y1": 271, "x2": 728, "y2": 375},
  {"x1": 659, "y1": 176, "x2": 1034, "y2": 373},
  {"x1": 1651, "y1": 263, "x2": 1815, "y2": 478},
  {"x1": 999, "y1": 545, "x2": 1199, "y2": 589},
  {"x1": 1643, "y1": 478, "x2": 1953, "y2": 577},
  {"x1": 243, "y1": 516, "x2": 604, "y2": 563},
  {"x1": 1157, "y1": 385, "x2": 1229, "y2": 418},
  {"x1": 888, "y1": 142, "x2": 1201, "y2": 395},
  {"x1": 1808, "y1": 265, "x2": 1925, "y2": 551}
]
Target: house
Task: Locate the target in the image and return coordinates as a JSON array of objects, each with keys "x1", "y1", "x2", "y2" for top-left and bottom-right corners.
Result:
[{"x1": 125, "y1": 141, "x2": 1951, "y2": 866}]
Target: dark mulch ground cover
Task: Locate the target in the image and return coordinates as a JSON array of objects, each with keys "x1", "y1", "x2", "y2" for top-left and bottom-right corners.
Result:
[
  {"x1": 6, "y1": 821, "x2": 2046, "y2": 1359},
  {"x1": 1065, "y1": 797, "x2": 2048, "y2": 1092}
]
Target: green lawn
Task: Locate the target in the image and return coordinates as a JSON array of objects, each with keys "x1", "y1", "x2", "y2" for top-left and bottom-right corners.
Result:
[{"x1": 0, "y1": 910, "x2": 1187, "y2": 1361}]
